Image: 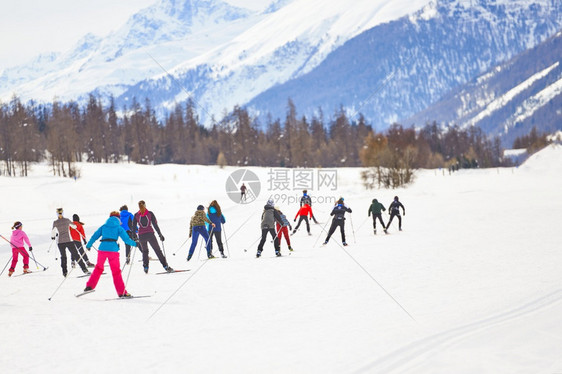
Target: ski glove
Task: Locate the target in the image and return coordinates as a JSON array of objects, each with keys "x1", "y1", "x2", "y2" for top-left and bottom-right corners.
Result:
[
  {"x1": 159, "y1": 235, "x2": 165, "y2": 241},
  {"x1": 294, "y1": 218, "x2": 296, "y2": 222},
  {"x1": 86, "y1": 247, "x2": 91, "y2": 251},
  {"x1": 29, "y1": 246, "x2": 33, "y2": 251},
  {"x1": 135, "y1": 240, "x2": 141, "y2": 247},
  {"x1": 83, "y1": 239, "x2": 87, "y2": 245},
  {"x1": 51, "y1": 237, "x2": 55, "y2": 240}
]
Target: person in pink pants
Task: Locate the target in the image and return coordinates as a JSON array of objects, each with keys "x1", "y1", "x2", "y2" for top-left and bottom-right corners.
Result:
[
  {"x1": 8, "y1": 221, "x2": 32, "y2": 277},
  {"x1": 83, "y1": 212, "x2": 139, "y2": 298}
]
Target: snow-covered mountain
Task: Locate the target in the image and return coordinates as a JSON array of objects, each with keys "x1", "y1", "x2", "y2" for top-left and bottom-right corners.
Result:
[
  {"x1": 1, "y1": 0, "x2": 561, "y2": 134},
  {"x1": 248, "y1": 0, "x2": 562, "y2": 129},
  {"x1": 407, "y1": 30, "x2": 562, "y2": 146}
]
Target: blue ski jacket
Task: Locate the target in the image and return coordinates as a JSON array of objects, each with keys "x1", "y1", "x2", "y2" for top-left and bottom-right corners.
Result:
[
  {"x1": 119, "y1": 210, "x2": 134, "y2": 231},
  {"x1": 207, "y1": 207, "x2": 226, "y2": 232},
  {"x1": 86, "y1": 216, "x2": 138, "y2": 252}
]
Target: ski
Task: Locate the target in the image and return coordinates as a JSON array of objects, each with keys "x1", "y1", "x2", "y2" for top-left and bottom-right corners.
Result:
[
  {"x1": 75, "y1": 289, "x2": 95, "y2": 298},
  {"x1": 77, "y1": 272, "x2": 105, "y2": 278},
  {"x1": 105, "y1": 295, "x2": 152, "y2": 301},
  {"x1": 12, "y1": 271, "x2": 33, "y2": 277},
  {"x1": 155, "y1": 269, "x2": 190, "y2": 275}
]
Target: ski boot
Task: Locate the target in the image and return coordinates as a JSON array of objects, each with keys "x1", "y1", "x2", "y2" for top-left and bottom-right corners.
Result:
[
  {"x1": 187, "y1": 253, "x2": 193, "y2": 262},
  {"x1": 275, "y1": 251, "x2": 281, "y2": 257},
  {"x1": 256, "y1": 251, "x2": 262, "y2": 258},
  {"x1": 119, "y1": 292, "x2": 133, "y2": 299},
  {"x1": 8, "y1": 269, "x2": 14, "y2": 277},
  {"x1": 144, "y1": 266, "x2": 149, "y2": 274},
  {"x1": 289, "y1": 246, "x2": 293, "y2": 252},
  {"x1": 71, "y1": 261, "x2": 76, "y2": 268},
  {"x1": 165, "y1": 266, "x2": 174, "y2": 273},
  {"x1": 23, "y1": 268, "x2": 31, "y2": 274},
  {"x1": 84, "y1": 286, "x2": 93, "y2": 292},
  {"x1": 307, "y1": 231, "x2": 312, "y2": 236},
  {"x1": 220, "y1": 252, "x2": 227, "y2": 258},
  {"x1": 208, "y1": 254, "x2": 215, "y2": 259},
  {"x1": 86, "y1": 261, "x2": 95, "y2": 268},
  {"x1": 323, "y1": 241, "x2": 328, "y2": 245},
  {"x1": 343, "y1": 242, "x2": 348, "y2": 246}
]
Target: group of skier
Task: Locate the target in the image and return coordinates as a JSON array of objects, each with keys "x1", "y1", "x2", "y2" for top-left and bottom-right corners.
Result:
[{"x1": 4, "y1": 190, "x2": 406, "y2": 298}]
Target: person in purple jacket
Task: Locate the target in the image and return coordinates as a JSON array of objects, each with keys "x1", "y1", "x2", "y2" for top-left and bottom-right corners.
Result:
[{"x1": 132, "y1": 200, "x2": 173, "y2": 274}]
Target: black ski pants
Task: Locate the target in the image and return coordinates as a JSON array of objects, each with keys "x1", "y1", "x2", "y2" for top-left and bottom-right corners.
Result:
[
  {"x1": 138, "y1": 232, "x2": 168, "y2": 269},
  {"x1": 371, "y1": 214, "x2": 386, "y2": 230},
  {"x1": 325, "y1": 219, "x2": 346, "y2": 243},
  {"x1": 294, "y1": 216, "x2": 310, "y2": 233},
  {"x1": 209, "y1": 230, "x2": 225, "y2": 254},
  {"x1": 58, "y1": 242, "x2": 87, "y2": 273},
  {"x1": 124, "y1": 230, "x2": 135, "y2": 259},
  {"x1": 72, "y1": 240, "x2": 90, "y2": 263},
  {"x1": 386, "y1": 213, "x2": 402, "y2": 230},
  {"x1": 257, "y1": 228, "x2": 280, "y2": 253}
]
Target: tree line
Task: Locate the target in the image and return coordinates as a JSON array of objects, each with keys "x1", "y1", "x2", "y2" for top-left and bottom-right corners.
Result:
[{"x1": 1, "y1": 95, "x2": 510, "y2": 178}]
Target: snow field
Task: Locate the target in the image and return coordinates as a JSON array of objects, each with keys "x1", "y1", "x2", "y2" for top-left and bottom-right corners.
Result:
[{"x1": 0, "y1": 144, "x2": 561, "y2": 373}]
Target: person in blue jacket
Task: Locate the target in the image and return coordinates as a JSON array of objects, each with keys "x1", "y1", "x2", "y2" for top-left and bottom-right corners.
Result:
[
  {"x1": 207, "y1": 200, "x2": 227, "y2": 258},
  {"x1": 119, "y1": 205, "x2": 135, "y2": 264},
  {"x1": 83, "y1": 211, "x2": 140, "y2": 298}
]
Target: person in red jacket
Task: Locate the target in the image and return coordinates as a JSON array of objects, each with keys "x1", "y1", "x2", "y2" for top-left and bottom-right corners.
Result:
[
  {"x1": 70, "y1": 214, "x2": 95, "y2": 268},
  {"x1": 292, "y1": 204, "x2": 313, "y2": 235}
]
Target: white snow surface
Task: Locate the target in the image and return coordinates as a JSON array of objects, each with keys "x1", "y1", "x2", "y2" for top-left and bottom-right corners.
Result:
[{"x1": 1, "y1": 144, "x2": 562, "y2": 373}]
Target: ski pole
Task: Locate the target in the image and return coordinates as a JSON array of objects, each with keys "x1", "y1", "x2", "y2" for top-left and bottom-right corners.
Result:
[
  {"x1": 124, "y1": 242, "x2": 140, "y2": 292},
  {"x1": 160, "y1": 239, "x2": 167, "y2": 258},
  {"x1": 222, "y1": 225, "x2": 231, "y2": 258},
  {"x1": 47, "y1": 234, "x2": 57, "y2": 253},
  {"x1": 313, "y1": 220, "x2": 331, "y2": 247},
  {"x1": 243, "y1": 234, "x2": 263, "y2": 253},
  {"x1": 172, "y1": 237, "x2": 190, "y2": 256},
  {"x1": 0, "y1": 255, "x2": 13, "y2": 277},
  {"x1": 48, "y1": 264, "x2": 80, "y2": 300},
  {"x1": 349, "y1": 214, "x2": 357, "y2": 244}
]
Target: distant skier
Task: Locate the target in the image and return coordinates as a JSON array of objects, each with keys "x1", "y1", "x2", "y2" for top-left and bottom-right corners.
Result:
[
  {"x1": 207, "y1": 200, "x2": 226, "y2": 258},
  {"x1": 368, "y1": 199, "x2": 387, "y2": 234},
  {"x1": 386, "y1": 196, "x2": 406, "y2": 232},
  {"x1": 187, "y1": 205, "x2": 215, "y2": 261},
  {"x1": 257, "y1": 199, "x2": 283, "y2": 258},
  {"x1": 132, "y1": 200, "x2": 173, "y2": 273},
  {"x1": 119, "y1": 205, "x2": 135, "y2": 264},
  {"x1": 323, "y1": 198, "x2": 352, "y2": 246},
  {"x1": 8, "y1": 221, "x2": 32, "y2": 277},
  {"x1": 300, "y1": 190, "x2": 319, "y2": 223},
  {"x1": 275, "y1": 207, "x2": 293, "y2": 251},
  {"x1": 240, "y1": 183, "x2": 247, "y2": 203},
  {"x1": 52, "y1": 208, "x2": 90, "y2": 277},
  {"x1": 83, "y1": 211, "x2": 139, "y2": 298},
  {"x1": 293, "y1": 203, "x2": 313, "y2": 235},
  {"x1": 70, "y1": 214, "x2": 94, "y2": 267}
]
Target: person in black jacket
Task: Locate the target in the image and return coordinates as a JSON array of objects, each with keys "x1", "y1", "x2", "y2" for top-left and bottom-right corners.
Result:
[
  {"x1": 386, "y1": 196, "x2": 405, "y2": 232},
  {"x1": 323, "y1": 198, "x2": 352, "y2": 246}
]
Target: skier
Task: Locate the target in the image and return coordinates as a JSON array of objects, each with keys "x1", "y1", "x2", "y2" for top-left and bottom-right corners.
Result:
[
  {"x1": 83, "y1": 211, "x2": 139, "y2": 298},
  {"x1": 8, "y1": 221, "x2": 32, "y2": 277},
  {"x1": 293, "y1": 203, "x2": 313, "y2": 235},
  {"x1": 323, "y1": 198, "x2": 352, "y2": 246},
  {"x1": 187, "y1": 205, "x2": 215, "y2": 261},
  {"x1": 386, "y1": 196, "x2": 406, "y2": 232},
  {"x1": 275, "y1": 207, "x2": 293, "y2": 251},
  {"x1": 52, "y1": 208, "x2": 90, "y2": 277},
  {"x1": 240, "y1": 183, "x2": 247, "y2": 202},
  {"x1": 300, "y1": 190, "x2": 319, "y2": 223},
  {"x1": 132, "y1": 200, "x2": 173, "y2": 273},
  {"x1": 367, "y1": 198, "x2": 387, "y2": 234},
  {"x1": 207, "y1": 200, "x2": 226, "y2": 258},
  {"x1": 257, "y1": 199, "x2": 283, "y2": 258},
  {"x1": 119, "y1": 205, "x2": 135, "y2": 264},
  {"x1": 70, "y1": 214, "x2": 94, "y2": 267}
]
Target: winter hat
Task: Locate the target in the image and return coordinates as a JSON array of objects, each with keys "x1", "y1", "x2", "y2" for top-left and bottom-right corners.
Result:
[
  {"x1": 109, "y1": 211, "x2": 120, "y2": 218},
  {"x1": 394, "y1": 196, "x2": 399, "y2": 201},
  {"x1": 303, "y1": 190, "x2": 308, "y2": 194},
  {"x1": 12, "y1": 221, "x2": 22, "y2": 230},
  {"x1": 197, "y1": 205, "x2": 205, "y2": 211},
  {"x1": 120, "y1": 205, "x2": 128, "y2": 211},
  {"x1": 72, "y1": 214, "x2": 80, "y2": 222},
  {"x1": 267, "y1": 198, "x2": 274, "y2": 206}
]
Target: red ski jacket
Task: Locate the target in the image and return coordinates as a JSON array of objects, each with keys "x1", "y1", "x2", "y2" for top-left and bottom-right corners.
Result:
[
  {"x1": 294, "y1": 204, "x2": 313, "y2": 219},
  {"x1": 70, "y1": 221, "x2": 86, "y2": 242}
]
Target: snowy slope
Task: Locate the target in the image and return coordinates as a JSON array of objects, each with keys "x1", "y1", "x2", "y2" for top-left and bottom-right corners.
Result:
[{"x1": 1, "y1": 145, "x2": 562, "y2": 373}]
